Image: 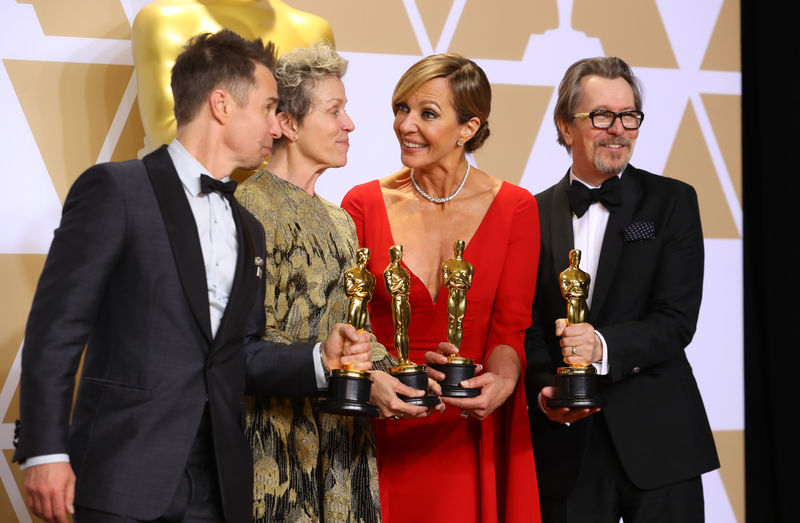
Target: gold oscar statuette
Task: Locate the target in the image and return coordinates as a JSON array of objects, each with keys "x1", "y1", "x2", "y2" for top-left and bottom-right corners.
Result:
[
  {"x1": 319, "y1": 248, "x2": 379, "y2": 417},
  {"x1": 384, "y1": 245, "x2": 440, "y2": 406},
  {"x1": 547, "y1": 249, "x2": 605, "y2": 408},
  {"x1": 429, "y1": 240, "x2": 480, "y2": 397}
]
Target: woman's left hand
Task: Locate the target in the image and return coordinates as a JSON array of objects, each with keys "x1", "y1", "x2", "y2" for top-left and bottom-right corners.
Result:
[
  {"x1": 442, "y1": 370, "x2": 517, "y2": 420},
  {"x1": 369, "y1": 370, "x2": 431, "y2": 419},
  {"x1": 439, "y1": 344, "x2": 520, "y2": 420}
]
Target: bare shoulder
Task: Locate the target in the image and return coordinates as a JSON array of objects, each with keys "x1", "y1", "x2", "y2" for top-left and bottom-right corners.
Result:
[
  {"x1": 379, "y1": 169, "x2": 416, "y2": 207},
  {"x1": 378, "y1": 169, "x2": 409, "y2": 190},
  {"x1": 468, "y1": 167, "x2": 503, "y2": 197}
]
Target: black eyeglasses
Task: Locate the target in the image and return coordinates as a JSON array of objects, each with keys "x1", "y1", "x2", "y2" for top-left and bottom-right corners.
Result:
[{"x1": 573, "y1": 110, "x2": 645, "y2": 130}]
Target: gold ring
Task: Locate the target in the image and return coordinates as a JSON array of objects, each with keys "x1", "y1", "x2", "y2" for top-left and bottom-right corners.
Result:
[{"x1": 390, "y1": 415, "x2": 400, "y2": 420}]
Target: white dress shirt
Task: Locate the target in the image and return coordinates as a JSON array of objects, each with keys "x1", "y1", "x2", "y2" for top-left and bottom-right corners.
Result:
[
  {"x1": 166, "y1": 142, "x2": 334, "y2": 382},
  {"x1": 168, "y1": 140, "x2": 238, "y2": 337},
  {"x1": 169, "y1": 139, "x2": 325, "y2": 386},
  {"x1": 569, "y1": 170, "x2": 623, "y2": 376}
]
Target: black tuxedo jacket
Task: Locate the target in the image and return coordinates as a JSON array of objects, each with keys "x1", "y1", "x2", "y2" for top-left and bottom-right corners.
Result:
[
  {"x1": 14, "y1": 146, "x2": 319, "y2": 522},
  {"x1": 525, "y1": 165, "x2": 719, "y2": 498}
]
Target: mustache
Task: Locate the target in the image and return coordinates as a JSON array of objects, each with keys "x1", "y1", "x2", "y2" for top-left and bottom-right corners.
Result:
[{"x1": 596, "y1": 138, "x2": 631, "y2": 147}]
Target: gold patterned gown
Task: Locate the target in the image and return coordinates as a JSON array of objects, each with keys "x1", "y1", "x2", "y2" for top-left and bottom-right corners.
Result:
[{"x1": 236, "y1": 170, "x2": 391, "y2": 523}]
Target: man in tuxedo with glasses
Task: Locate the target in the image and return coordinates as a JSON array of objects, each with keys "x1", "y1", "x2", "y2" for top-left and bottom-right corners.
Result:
[{"x1": 525, "y1": 56, "x2": 719, "y2": 523}]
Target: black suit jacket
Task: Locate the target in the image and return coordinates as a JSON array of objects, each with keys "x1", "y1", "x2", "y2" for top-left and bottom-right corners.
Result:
[
  {"x1": 525, "y1": 165, "x2": 719, "y2": 498},
  {"x1": 14, "y1": 146, "x2": 319, "y2": 522}
]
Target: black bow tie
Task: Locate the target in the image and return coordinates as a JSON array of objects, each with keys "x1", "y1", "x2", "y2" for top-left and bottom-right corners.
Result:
[
  {"x1": 566, "y1": 176, "x2": 622, "y2": 218},
  {"x1": 200, "y1": 174, "x2": 237, "y2": 196}
]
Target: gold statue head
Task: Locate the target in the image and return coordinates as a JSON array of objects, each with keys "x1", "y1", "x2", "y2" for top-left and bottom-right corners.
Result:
[
  {"x1": 356, "y1": 247, "x2": 370, "y2": 267},
  {"x1": 453, "y1": 240, "x2": 465, "y2": 259},
  {"x1": 569, "y1": 248, "x2": 581, "y2": 268},
  {"x1": 389, "y1": 244, "x2": 403, "y2": 263}
]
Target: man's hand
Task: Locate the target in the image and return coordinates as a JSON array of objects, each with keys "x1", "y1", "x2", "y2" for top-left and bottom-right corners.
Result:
[
  {"x1": 556, "y1": 319, "x2": 602, "y2": 366},
  {"x1": 538, "y1": 386, "x2": 601, "y2": 424},
  {"x1": 23, "y1": 462, "x2": 75, "y2": 523},
  {"x1": 321, "y1": 323, "x2": 372, "y2": 372}
]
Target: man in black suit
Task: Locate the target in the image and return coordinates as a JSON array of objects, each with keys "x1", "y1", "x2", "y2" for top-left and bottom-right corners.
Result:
[
  {"x1": 13, "y1": 29, "x2": 372, "y2": 523},
  {"x1": 525, "y1": 57, "x2": 719, "y2": 522}
]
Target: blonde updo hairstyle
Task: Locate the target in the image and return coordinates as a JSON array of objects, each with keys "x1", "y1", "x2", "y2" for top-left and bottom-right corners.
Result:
[
  {"x1": 392, "y1": 53, "x2": 491, "y2": 153},
  {"x1": 273, "y1": 41, "x2": 348, "y2": 147}
]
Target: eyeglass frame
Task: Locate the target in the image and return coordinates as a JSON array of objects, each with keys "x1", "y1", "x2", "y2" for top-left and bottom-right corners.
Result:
[{"x1": 573, "y1": 110, "x2": 645, "y2": 130}]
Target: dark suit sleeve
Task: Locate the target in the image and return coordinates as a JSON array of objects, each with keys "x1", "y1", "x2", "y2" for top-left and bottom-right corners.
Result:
[
  {"x1": 16, "y1": 165, "x2": 126, "y2": 462},
  {"x1": 525, "y1": 283, "x2": 558, "y2": 397},
  {"x1": 600, "y1": 183, "x2": 704, "y2": 382},
  {"x1": 240, "y1": 216, "x2": 319, "y2": 397},
  {"x1": 524, "y1": 187, "x2": 560, "y2": 399}
]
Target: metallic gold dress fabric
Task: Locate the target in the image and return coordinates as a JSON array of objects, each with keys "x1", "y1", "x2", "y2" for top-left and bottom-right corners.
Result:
[{"x1": 237, "y1": 170, "x2": 390, "y2": 522}]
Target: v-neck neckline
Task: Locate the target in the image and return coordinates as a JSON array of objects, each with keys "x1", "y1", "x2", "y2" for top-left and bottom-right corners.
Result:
[{"x1": 374, "y1": 180, "x2": 507, "y2": 305}]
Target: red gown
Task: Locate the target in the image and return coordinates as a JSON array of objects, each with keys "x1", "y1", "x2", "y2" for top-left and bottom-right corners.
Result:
[{"x1": 341, "y1": 180, "x2": 542, "y2": 523}]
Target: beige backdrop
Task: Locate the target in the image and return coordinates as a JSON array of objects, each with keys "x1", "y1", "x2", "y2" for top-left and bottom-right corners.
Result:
[{"x1": 0, "y1": 1, "x2": 742, "y2": 521}]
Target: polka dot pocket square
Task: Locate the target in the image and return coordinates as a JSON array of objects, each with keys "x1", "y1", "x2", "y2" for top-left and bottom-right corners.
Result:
[{"x1": 622, "y1": 221, "x2": 656, "y2": 243}]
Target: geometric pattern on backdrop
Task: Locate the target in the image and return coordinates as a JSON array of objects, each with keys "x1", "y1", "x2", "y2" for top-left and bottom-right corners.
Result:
[{"x1": 0, "y1": 1, "x2": 742, "y2": 520}]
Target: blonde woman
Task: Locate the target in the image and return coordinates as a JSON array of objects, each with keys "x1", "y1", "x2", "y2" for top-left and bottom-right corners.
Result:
[{"x1": 341, "y1": 54, "x2": 541, "y2": 522}]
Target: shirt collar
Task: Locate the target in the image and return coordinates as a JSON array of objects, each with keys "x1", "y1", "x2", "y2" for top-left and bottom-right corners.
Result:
[
  {"x1": 167, "y1": 139, "x2": 230, "y2": 197},
  {"x1": 569, "y1": 168, "x2": 623, "y2": 189}
]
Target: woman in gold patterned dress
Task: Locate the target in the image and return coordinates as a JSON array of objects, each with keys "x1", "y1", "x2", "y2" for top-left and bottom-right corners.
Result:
[{"x1": 236, "y1": 42, "x2": 430, "y2": 523}]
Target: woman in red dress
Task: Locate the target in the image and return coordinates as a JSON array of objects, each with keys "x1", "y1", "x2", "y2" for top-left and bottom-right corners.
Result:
[{"x1": 341, "y1": 54, "x2": 542, "y2": 523}]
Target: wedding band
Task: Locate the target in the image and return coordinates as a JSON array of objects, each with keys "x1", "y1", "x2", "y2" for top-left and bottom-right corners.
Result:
[
  {"x1": 460, "y1": 410, "x2": 469, "y2": 419},
  {"x1": 571, "y1": 346, "x2": 577, "y2": 356},
  {"x1": 390, "y1": 415, "x2": 400, "y2": 420}
]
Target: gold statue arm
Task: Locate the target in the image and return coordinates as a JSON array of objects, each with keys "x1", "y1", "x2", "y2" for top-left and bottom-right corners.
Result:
[{"x1": 384, "y1": 272, "x2": 409, "y2": 296}]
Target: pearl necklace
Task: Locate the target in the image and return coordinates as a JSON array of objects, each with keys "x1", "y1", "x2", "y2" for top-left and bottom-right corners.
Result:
[{"x1": 410, "y1": 163, "x2": 471, "y2": 204}]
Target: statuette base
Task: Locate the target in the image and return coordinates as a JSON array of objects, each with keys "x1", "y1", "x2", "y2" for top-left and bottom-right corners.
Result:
[
  {"x1": 390, "y1": 362, "x2": 427, "y2": 374},
  {"x1": 390, "y1": 367, "x2": 441, "y2": 406},
  {"x1": 429, "y1": 361, "x2": 480, "y2": 398},
  {"x1": 546, "y1": 365, "x2": 605, "y2": 408},
  {"x1": 319, "y1": 369, "x2": 379, "y2": 418}
]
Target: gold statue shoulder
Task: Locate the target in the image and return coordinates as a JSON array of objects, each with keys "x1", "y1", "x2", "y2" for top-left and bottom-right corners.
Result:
[{"x1": 132, "y1": 0, "x2": 334, "y2": 151}]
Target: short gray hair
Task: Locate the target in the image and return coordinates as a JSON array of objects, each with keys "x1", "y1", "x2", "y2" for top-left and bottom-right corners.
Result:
[
  {"x1": 554, "y1": 56, "x2": 642, "y2": 152},
  {"x1": 274, "y1": 41, "x2": 347, "y2": 132}
]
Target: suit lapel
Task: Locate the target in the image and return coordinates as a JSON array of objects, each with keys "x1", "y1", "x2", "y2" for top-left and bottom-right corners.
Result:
[
  {"x1": 591, "y1": 165, "x2": 642, "y2": 316},
  {"x1": 549, "y1": 173, "x2": 575, "y2": 282},
  {"x1": 144, "y1": 146, "x2": 213, "y2": 342}
]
